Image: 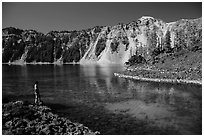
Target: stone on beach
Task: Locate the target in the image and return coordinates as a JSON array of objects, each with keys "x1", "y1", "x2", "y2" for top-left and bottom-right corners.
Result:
[{"x1": 2, "y1": 101, "x2": 100, "y2": 135}]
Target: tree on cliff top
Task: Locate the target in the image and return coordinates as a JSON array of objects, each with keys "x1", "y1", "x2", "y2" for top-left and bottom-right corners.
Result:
[
  {"x1": 164, "y1": 30, "x2": 172, "y2": 53},
  {"x1": 147, "y1": 26, "x2": 158, "y2": 63}
]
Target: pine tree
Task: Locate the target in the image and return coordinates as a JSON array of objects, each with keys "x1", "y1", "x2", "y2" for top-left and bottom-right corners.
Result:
[
  {"x1": 147, "y1": 29, "x2": 158, "y2": 63},
  {"x1": 164, "y1": 30, "x2": 172, "y2": 53},
  {"x1": 174, "y1": 30, "x2": 186, "y2": 52}
]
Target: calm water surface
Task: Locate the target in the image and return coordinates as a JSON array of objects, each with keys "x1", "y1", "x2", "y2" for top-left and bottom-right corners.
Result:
[{"x1": 2, "y1": 64, "x2": 202, "y2": 135}]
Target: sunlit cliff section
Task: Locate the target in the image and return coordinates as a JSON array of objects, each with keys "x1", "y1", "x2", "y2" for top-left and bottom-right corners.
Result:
[{"x1": 2, "y1": 16, "x2": 201, "y2": 64}]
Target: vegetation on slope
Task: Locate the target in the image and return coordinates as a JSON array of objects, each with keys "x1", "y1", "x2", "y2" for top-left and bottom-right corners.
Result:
[
  {"x1": 2, "y1": 29, "x2": 92, "y2": 63},
  {"x1": 95, "y1": 37, "x2": 106, "y2": 57},
  {"x1": 122, "y1": 17, "x2": 202, "y2": 82},
  {"x1": 125, "y1": 40, "x2": 202, "y2": 82},
  {"x1": 2, "y1": 17, "x2": 201, "y2": 65}
]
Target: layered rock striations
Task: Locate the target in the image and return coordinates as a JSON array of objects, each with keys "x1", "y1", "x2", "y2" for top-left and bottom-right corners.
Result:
[{"x1": 2, "y1": 16, "x2": 202, "y2": 64}]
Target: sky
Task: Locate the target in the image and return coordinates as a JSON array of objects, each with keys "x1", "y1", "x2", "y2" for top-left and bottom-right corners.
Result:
[{"x1": 2, "y1": 2, "x2": 202, "y2": 34}]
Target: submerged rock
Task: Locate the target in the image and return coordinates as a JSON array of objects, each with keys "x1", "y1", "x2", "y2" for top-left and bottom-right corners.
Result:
[{"x1": 2, "y1": 101, "x2": 100, "y2": 135}]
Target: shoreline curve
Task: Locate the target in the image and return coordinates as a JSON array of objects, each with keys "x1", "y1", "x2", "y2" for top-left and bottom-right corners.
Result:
[{"x1": 114, "y1": 73, "x2": 202, "y2": 85}]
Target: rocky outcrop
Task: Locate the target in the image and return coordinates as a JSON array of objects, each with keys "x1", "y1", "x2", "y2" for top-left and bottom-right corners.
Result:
[
  {"x1": 114, "y1": 72, "x2": 202, "y2": 85},
  {"x1": 2, "y1": 16, "x2": 202, "y2": 64},
  {"x1": 2, "y1": 101, "x2": 99, "y2": 135}
]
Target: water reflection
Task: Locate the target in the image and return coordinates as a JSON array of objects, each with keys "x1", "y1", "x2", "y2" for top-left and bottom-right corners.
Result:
[
  {"x1": 2, "y1": 64, "x2": 202, "y2": 134},
  {"x1": 105, "y1": 80, "x2": 201, "y2": 134}
]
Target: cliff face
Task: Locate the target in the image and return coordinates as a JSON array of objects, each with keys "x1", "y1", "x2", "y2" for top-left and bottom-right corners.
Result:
[{"x1": 2, "y1": 16, "x2": 202, "y2": 64}]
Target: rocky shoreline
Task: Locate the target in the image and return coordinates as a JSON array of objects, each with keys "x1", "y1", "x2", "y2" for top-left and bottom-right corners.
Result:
[
  {"x1": 2, "y1": 101, "x2": 99, "y2": 135},
  {"x1": 114, "y1": 69, "x2": 202, "y2": 85}
]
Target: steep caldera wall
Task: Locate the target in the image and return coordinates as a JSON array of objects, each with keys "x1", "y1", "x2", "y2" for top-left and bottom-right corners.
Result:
[{"x1": 2, "y1": 16, "x2": 202, "y2": 64}]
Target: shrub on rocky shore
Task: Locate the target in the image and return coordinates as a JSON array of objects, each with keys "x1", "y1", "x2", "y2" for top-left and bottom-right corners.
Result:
[{"x1": 2, "y1": 101, "x2": 99, "y2": 135}]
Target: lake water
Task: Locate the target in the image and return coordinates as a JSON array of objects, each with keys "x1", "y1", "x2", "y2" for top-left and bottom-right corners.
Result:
[{"x1": 2, "y1": 64, "x2": 202, "y2": 135}]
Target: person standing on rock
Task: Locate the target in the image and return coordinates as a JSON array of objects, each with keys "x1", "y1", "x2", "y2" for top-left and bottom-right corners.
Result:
[{"x1": 34, "y1": 81, "x2": 42, "y2": 105}]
